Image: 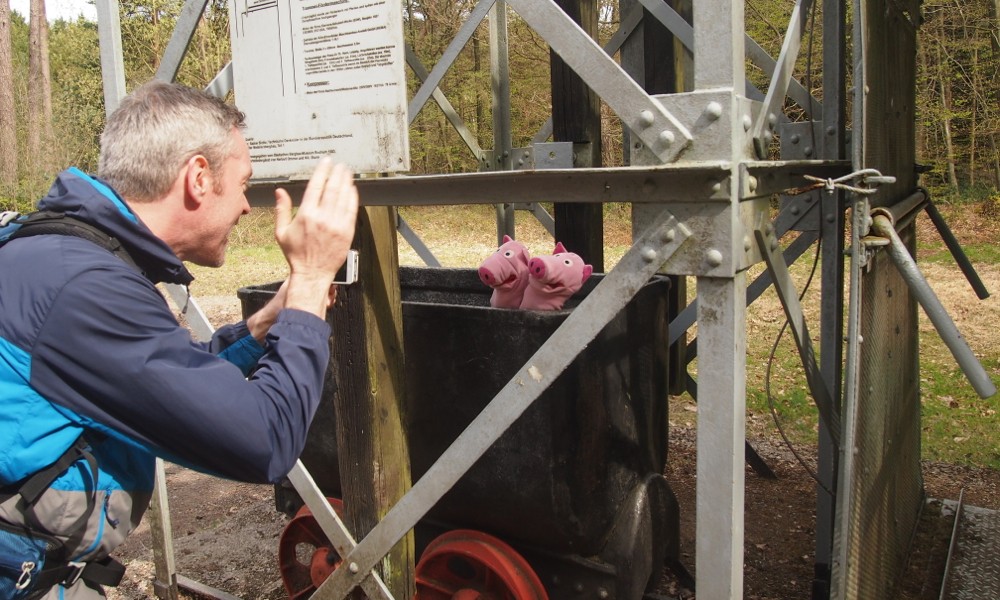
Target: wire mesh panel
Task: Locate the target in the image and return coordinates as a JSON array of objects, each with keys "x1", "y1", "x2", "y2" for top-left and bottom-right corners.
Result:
[
  {"x1": 843, "y1": 226, "x2": 924, "y2": 597},
  {"x1": 837, "y1": 0, "x2": 924, "y2": 595}
]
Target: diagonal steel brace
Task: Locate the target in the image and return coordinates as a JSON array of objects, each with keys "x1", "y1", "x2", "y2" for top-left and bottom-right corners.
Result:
[
  {"x1": 309, "y1": 209, "x2": 691, "y2": 599},
  {"x1": 506, "y1": 0, "x2": 692, "y2": 163},
  {"x1": 286, "y1": 461, "x2": 394, "y2": 600},
  {"x1": 755, "y1": 221, "x2": 842, "y2": 447}
]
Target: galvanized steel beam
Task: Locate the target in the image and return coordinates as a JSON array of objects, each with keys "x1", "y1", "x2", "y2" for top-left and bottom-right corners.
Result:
[
  {"x1": 405, "y1": 46, "x2": 482, "y2": 160},
  {"x1": 286, "y1": 462, "x2": 394, "y2": 600},
  {"x1": 95, "y1": 0, "x2": 126, "y2": 117},
  {"x1": 154, "y1": 0, "x2": 209, "y2": 83},
  {"x1": 407, "y1": 0, "x2": 494, "y2": 125},
  {"x1": 507, "y1": 0, "x2": 692, "y2": 162},
  {"x1": 751, "y1": 0, "x2": 815, "y2": 158},
  {"x1": 755, "y1": 222, "x2": 842, "y2": 445}
]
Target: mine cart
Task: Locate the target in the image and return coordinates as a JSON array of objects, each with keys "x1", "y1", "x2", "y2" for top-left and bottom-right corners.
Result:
[{"x1": 239, "y1": 267, "x2": 682, "y2": 600}]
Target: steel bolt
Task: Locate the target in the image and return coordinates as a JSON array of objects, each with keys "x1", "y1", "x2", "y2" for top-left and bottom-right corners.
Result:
[
  {"x1": 659, "y1": 130, "x2": 675, "y2": 146},
  {"x1": 767, "y1": 112, "x2": 778, "y2": 127},
  {"x1": 349, "y1": 562, "x2": 359, "y2": 574},
  {"x1": 770, "y1": 237, "x2": 779, "y2": 251},
  {"x1": 791, "y1": 205, "x2": 800, "y2": 216},
  {"x1": 706, "y1": 101, "x2": 723, "y2": 120},
  {"x1": 744, "y1": 236, "x2": 753, "y2": 251},
  {"x1": 748, "y1": 176, "x2": 758, "y2": 193},
  {"x1": 661, "y1": 229, "x2": 676, "y2": 243},
  {"x1": 639, "y1": 109, "x2": 655, "y2": 127},
  {"x1": 826, "y1": 213, "x2": 836, "y2": 223},
  {"x1": 598, "y1": 588, "x2": 609, "y2": 600},
  {"x1": 711, "y1": 181, "x2": 723, "y2": 193},
  {"x1": 642, "y1": 247, "x2": 658, "y2": 263},
  {"x1": 790, "y1": 134, "x2": 800, "y2": 144},
  {"x1": 574, "y1": 583, "x2": 585, "y2": 593},
  {"x1": 803, "y1": 146, "x2": 813, "y2": 157},
  {"x1": 743, "y1": 114, "x2": 753, "y2": 130},
  {"x1": 706, "y1": 249, "x2": 723, "y2": 267},
  {"x1": 827, "y1": 126, "x2": 836, "y2": 136}
]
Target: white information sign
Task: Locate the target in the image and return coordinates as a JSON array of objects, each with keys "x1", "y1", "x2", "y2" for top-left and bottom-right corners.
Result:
[{"x1": 228, "y1": 0, "x2": 410, "y2": 180}]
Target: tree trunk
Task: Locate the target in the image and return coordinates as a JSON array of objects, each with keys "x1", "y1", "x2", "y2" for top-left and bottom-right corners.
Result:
[
  {"x1": 935, "y1": 42, "x2": 959, "y2": 190},
  {"x1": 991, "y1": 0, "x2": 1000, "y2": 187},
  {"x1": 991, "y1": 134, "x2": 1000, "y2": 188},
  {"x1": 28, "y1": 0, "x2": 52, "y2": 174},
  {"x1": 0, "y1": 0, "x2": 16, "y2": 191},
  {"x1": 969, "y1": 41, "x2": 978, "y2": 187}
]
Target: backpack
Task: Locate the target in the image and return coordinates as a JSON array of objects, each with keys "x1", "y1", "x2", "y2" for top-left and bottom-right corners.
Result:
[
  {"x1": 0, "y1": 210, "x2": 138, "y2": 271},
  {"x1": 0, "y1": 210, "x2": 131, "y2": 597}
]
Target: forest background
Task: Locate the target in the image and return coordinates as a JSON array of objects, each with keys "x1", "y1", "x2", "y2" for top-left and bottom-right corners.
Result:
[{"x1": 0, "y1": 0, "x2": 998, "y2": 212}]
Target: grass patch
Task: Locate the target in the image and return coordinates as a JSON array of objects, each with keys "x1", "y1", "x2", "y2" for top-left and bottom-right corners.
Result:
[
  {"x1": 920, "y1": 345, "x2": 1000, "y2": 468},
  {"x1": 921, "y1": 243, "x2": 1000, "y2": 266}
]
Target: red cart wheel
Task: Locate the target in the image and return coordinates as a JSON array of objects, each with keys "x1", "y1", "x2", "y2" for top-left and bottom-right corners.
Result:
[
  {"x1": 415, "y1": 530, "x2": 548, "y2": 600},
  {"x1": 277, "y1": 498, "x2": 345, "y2": 599}
]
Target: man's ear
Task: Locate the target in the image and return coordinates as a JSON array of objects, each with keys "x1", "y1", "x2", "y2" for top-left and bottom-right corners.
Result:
[{"x1": 183, "y1": 154, "x2": 211, "y2": 206}]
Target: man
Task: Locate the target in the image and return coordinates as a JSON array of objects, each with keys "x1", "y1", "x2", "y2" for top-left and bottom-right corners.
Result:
[{"x1": 0, "y1": 80, "x2": 358, "y2": 598}]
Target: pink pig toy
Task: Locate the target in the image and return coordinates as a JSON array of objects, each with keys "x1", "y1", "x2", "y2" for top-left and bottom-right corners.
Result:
[
  {"x1": 478, "y1": 235, "x2": 532, "y2": 308},
  {"x1": 519, "y1": 242, "x2": 593, "y2": 310}
]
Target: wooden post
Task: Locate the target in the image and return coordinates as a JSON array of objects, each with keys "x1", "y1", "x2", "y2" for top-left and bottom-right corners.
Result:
[
  {"x1": 331, "y1": 205, "x2": 415, "y2": 597},
  {"x1": 149, "y1": 459, "x2": 179, "y2": 600},
  {"x1": 550, "y1": 0, "x2": 604, "y2": 272}
]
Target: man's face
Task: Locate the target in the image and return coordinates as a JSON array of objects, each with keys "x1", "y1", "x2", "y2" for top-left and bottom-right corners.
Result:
[{"x1": 191, "y1": 129, "x2": 253, "y2": 267}]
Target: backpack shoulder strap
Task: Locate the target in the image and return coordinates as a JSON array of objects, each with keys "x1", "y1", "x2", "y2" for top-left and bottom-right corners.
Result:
[{"x1": 1, "y1": 210, "x2": 140, "y2": 273}]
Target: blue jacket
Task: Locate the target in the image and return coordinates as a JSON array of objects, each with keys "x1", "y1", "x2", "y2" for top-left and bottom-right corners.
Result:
[{"x1": 0, "y1": 169, "x2": 331, "y2": 590}]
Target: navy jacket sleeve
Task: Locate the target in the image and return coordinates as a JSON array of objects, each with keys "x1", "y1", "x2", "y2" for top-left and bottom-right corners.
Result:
[{"x1": 29, "y1": 262, "x2": 331, "y2": 484}]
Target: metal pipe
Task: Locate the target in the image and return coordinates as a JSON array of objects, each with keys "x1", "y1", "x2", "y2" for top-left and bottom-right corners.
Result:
[
  {"x1": 870, "y1": 214, "x2": 996, "y2": 398},
  {"x1": 871, "y1": 188, "x2": 928, "y2": 230},
  {"x1": 938, "y1": 489, "x2": 965, "y2": 600},
  {"x1": 924, "y1": 200, "x2": 991, "y2": 300}
]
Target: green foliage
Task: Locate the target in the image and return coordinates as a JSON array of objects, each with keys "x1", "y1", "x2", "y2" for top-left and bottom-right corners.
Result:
[
  {"x1": 916, "y1": 0, "x2": 1000, "y2": 191},
  {"x1": 50, "y1": 18, "x2": 105, "y2": 173}
]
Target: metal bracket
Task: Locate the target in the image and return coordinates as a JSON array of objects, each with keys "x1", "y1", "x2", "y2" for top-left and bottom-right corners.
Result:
[{"x1": 310, "y1": 209, "x2": 691, "y2": 598}]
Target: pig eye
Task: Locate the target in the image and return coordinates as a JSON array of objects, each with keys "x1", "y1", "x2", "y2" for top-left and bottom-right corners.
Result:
[
  {"x1": 563, "y1": 259, "x2": 572, "y2": 266},
  {"x1": 504, "y1": 251, "x2": 513, "y2": 257}
]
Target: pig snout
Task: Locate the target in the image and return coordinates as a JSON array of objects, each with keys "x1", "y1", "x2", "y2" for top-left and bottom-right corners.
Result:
[
  {"x1": 528, "y1": 257, "x2": 547, "y2": 278},
  {"x1": 478, "y1": 266, "x2": 497, "y2": 286}
]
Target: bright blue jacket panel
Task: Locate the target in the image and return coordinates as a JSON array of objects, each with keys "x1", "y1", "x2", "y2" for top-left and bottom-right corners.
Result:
[{"x1": 0, "y1": 169, "x2": 332, "y2": 487}]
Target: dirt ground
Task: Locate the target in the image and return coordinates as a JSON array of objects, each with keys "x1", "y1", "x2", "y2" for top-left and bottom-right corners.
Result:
[
  {"x1": 105, "y1": 208, "x2": 1000, "y2": 600},
  {"x1": 104, "y1": 425, "x2": 1000, "y2": 600}
]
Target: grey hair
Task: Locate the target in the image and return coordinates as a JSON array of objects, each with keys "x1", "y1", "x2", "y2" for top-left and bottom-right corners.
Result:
[{"x1": 98, "y1": 80, "x2": 246, "y2": 202}]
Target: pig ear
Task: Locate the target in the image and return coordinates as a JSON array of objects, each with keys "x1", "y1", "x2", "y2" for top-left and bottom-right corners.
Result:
[
  {"x1": 503, "y1": 234, "x2": 513, "y2": 244},
  {"x1": 554, "y1": 241, "x2": 567, "y2": 254},
  {"x1": 581, "y1": 264, "x2": 593, "y2": 283}
]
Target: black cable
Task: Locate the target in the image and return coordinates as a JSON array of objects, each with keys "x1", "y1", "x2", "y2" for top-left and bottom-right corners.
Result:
[{"x1": 763, "y1": 229, "x2": 834, "y2": 498}]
